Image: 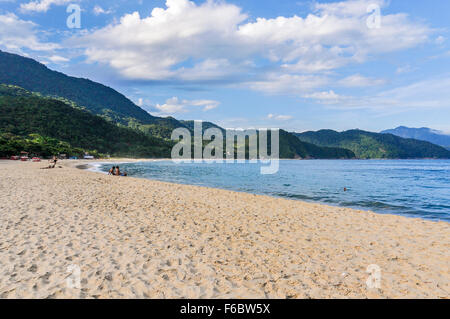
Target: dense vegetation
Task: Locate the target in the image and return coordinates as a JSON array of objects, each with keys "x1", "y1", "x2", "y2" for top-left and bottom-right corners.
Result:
[
  {"x1": 0, "y1": 86, "x2": 355, "y2": 159},
  {"x1": 293, "y1": 129, "x2": 450, "y2": 159},
  {"x1": 279, "y1": 130, "x2": 355, "y2": 159},
  {"x1": 0, "y1": 132, "x2": 89, "y2": 158},
  {"x1": 0, "y1": 50, "x2": 187, "y2": 130},
  {"x1": 174, "y1": 122, "x2": 355, "y2": 159},
  {"x1": 171, "y1": 128, "x2": 355, "y2": 159},
  {"x1": 0, "y1": 86, "x2": 173, "y2": 158}
]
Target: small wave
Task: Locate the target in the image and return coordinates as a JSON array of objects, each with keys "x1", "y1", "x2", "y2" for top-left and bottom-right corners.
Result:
[
  {"x1": 86, "y1": 162, "x2": 109, "y2": 174},
  {"x1": 274, "y1": 192, "x2": 329, "y2": 202},
  {"x1": 339, "y1": 200, "x2": 409, "y2": 211}
]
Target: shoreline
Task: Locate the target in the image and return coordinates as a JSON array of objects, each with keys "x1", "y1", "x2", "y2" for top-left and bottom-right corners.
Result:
[
  {"x1": 72, "y1": 159, "x2": 448, "y2": 224},
  {"x1": 0, "y1": 160, "x2": 448, "y2": 298}
]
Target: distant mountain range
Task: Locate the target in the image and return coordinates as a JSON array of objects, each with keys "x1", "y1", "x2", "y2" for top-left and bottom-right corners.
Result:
[
  {"x1": 381, "y1": 126, "x2": 450, "y2": 150},
  {"x1": 293, "y1": 129, "x2": 450, "y2": 159},
  {"x1": 0, "y1": 84, "x2": 357, "y2": 159},
  {"x1": 0, "y1": 50, "x2": 448, "y2": 160}
]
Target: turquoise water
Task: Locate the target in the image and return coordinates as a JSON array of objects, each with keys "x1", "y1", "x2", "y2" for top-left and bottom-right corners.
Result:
[{"x1": 97, "y1": 160, "x2": 450, "y2": 222}]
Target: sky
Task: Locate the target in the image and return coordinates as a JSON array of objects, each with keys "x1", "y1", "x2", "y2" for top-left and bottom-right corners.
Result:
[{"x1": 0, "y1": 0, "x2": 449, "y2": 133}]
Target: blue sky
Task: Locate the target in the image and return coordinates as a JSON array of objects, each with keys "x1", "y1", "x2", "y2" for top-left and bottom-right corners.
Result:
[{"x1": 1, "y1": 0, "x2": 449, "y2": 133}]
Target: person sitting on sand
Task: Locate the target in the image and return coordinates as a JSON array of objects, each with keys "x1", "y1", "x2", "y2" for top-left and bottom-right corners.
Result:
[
  {"x1": 109, "y1": 166, "x2": 116, "y2": 175},
  {"x1": 114, "y1": 166, "x2": 120, "y2": 176},
  {"x1": 49, "y1": 156, "x2": 57, "y2": 167},
  {"x1": 42, "y1": 156, "x2": 57, "y2": 169},
  {"x1": 52, "y1": 156, "x2": 58, "y2": 167}
]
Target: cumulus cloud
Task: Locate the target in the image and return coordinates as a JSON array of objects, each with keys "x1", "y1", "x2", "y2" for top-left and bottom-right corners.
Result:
[
  {"x1": 71, "y1": 0, "x2": 431, "y2": 95},
  {"x1": 20, "y1": 0, "x2": 74, "y2": 13},
  {"x1": 148, "y1": 97, "x2": 220, "y2": 115},
  {"x1": 0, "y1": 13, "x2": 59, "y2": 51}
]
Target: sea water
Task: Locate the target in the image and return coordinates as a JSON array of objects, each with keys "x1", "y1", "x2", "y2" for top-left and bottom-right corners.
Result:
[{"x1": 97, "y1": 160, "x2": 450, "y2": 222}]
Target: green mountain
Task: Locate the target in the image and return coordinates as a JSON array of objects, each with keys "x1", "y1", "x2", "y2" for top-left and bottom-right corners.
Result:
[
  {"x1": 177, "y1": 122, "x2": 355, "y2": 159},
  {"x1": 382, "y1": 126, "x2": 450, "y2": 150},
  {"x1": 0, "y1": 85, "x2": 173, "y2": 158},
  {"x1": 0, "y1": 84, "x2": 354, "y2": 159},
  {"x1": 293, "y1": 129, "x2": 450, "y2": 159},
  {"x1": 0, "y1": 50, "x2": 186, "y2": 132},
  {"x1": 278, "y1": 130, "x2": 355, "y2": 159}
]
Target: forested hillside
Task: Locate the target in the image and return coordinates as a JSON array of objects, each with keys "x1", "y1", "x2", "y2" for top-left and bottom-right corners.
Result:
[
  {"x1": 0, "y1": 86, "x2": 173, "y2": 158},
  {"x1": 293, "y1": 129, "x2": 450, "y2": 159}
]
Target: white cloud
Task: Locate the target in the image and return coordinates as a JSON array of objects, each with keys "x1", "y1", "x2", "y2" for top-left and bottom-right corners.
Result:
[
  {"x1": 20, "y1": 0, "x2": 74, "y2": 13},
  {"x1": 72, "y1": 0, "x2": 431, "y2": 95},
  {"x1": 189, "y1": 99, "x2": 220, "y2": 111},
  {"x1": 302, "y1": 90, "x2": 351, "y2": 105},
  {"x1": 372, "y1": 77, "x2": 450, "y2": 109},
  {"x1": 304, "y1": 77, "x2": 450, "y2": 110},
  {"x1": 338, "y1": 74, "x2": 385, "y2": 87},
  {"x1": 154, "y1": 97, "x2": 186, "y2": 114},
  {"x1": 267, "y1": 114, "x2": 293, "y2": 121},
  {"x1": 47, "y1": 55, "x2": 69, "y2": 63},
  {"x1": 0, "y1": 13, "x2": 59, "y2": 51},
  {"x1": 93, "y1": 5, "x2": 113, "y2": 16},
  {"x1": 303, "y1": 90, "x2": 343, "y2": 101},
  {"x1": 396, "y1": 64, "x2": 416, "y2": 74},
  {"x1": 246, "y1": 73, "x2": 329, "y2": 95},
  {"x1": 151, "y1": 97, "x2": 220, "y2": 115}
]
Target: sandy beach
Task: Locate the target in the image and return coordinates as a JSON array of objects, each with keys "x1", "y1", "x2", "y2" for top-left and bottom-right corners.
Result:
[{"x1": 0, "y1": 160, "x2": 448, "y2": 299}]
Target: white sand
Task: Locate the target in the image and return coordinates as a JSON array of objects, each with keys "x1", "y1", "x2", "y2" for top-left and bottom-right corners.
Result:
[{"x1": 0, "y1": 160, "x2": 448, "y2": 299}]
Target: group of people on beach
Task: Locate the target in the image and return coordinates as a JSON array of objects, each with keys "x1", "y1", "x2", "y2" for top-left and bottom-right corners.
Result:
[{"x1": 108, "y1": 166, "x2": 127, "y2": 177}]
